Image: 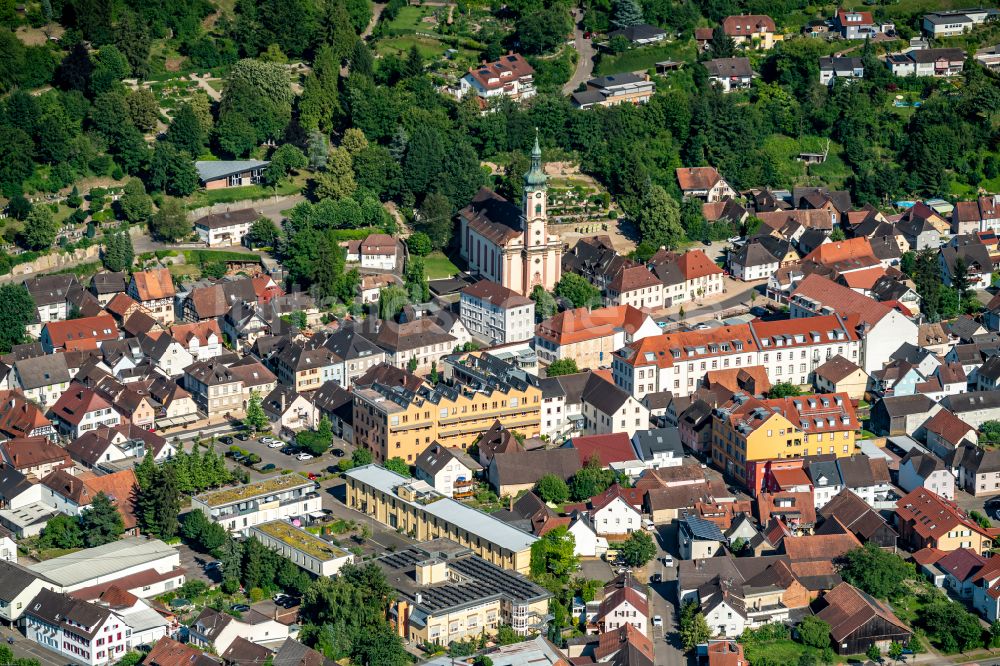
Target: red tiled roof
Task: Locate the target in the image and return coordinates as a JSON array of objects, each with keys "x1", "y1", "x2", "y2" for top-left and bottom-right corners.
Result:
[
  {"x1": 936, "y1": 547, "x2": 985, "y2": 582},
  {"x1": 896, "y1": 487, "x2": 991, "y2": 544},
  {"x1": 803, "y1": 238, "x2": 877, "y2": 266},
  {"x1": 817, "y1": 582, "x2": 909, "y2": 644},
  {"x1": 617, "y1": 324, "x2": 757, "y2": 369},
  {"x1": 840, "y1": 267, "x2": 886, "y2": 290},
  {"x1": 791, "y1": 273, "x2": 898, "y2": 327},
  {"x1": 590, "y1": 483, "x2": 644, "y2": 512},
  {"x1": 70, "y1": 567, "x2": 186, "y2": 601},
  {"x1": 836, "y1": 8, "x2": 874, "y2": 25},
  {"x1": 131, "y1": 268, "x2": 175, "y2": 301},
  {"x1": 676, "y1": 167, "x2": 722, "y2": 191},
  {"x1": 769, "y1": 467, "x2": 811, "y2": 490},
  {"x1": 597, "y1": 586, "x2": 648, "y2": 621},
  {"x1": 536, "y1": 305, "x2": 650, "y2": 346},
  {"x1": 756, "y1": 491, "x2": 817, "y2": 528},
  {"x1": 0, "y1": 436, "x2": 71, "y2": 471},
  {"x1": 44, "y1": 314, "x2": 118, "y2": 351},
  {"x1": 571, "y1": 433, "x2": 637, "y2": 468},
  {"x1": 912, "y1": 547, "x2": 946, "y2": 567},
  {"x1": 465, "y1": 53, "x2": 534, "y2": 90},
  {"x1": 675, "y1": 250, "x2": 724, "y2": 280},
  {"x1": 923, "y1": 409, "x2": 975, "y2": 446},
  {"x1": 51, "y1": 386, "x2": 113, "y2": 426},
  {"x1": 722, "y1": 14, "x2": 776, "y2": 36},
  {"x1": 0, "y1": 390, "x2": 52, "y2": 439},
  {"x1": 609, "y1": 266, "x2": 661, "y2": 293}
]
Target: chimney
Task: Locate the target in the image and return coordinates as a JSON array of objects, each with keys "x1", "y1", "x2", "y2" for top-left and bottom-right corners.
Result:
[
  {"x1": 509, "y1": 495, "x2": 514, "y2": 511},
  {"x1": 280, "y1": 392, "x2": 286, "y2": 413}
]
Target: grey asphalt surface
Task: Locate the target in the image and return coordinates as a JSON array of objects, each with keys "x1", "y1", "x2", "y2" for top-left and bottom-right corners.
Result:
[
  {"x1": 563, "y1": 8, "x2": 597, "y2": 95},
  {"x1": 0, "y1": 624, "x2": 81, "y2": 666}
]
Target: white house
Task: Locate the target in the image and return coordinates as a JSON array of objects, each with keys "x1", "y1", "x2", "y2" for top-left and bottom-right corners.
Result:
[
  {"x1": 460, "y1": 280, "x2": 536, "y2": 345},
  {"x1": 345, "y1": 234, "x2": 398, "y2": 271},
  {"x1": 898, "y1": 450, "x2": 955, "y2": 500},
  {"x1": 458, "y1": 53, "x2": 536, "y2": 105},
  {"x1": 24, "y1": 588, "x2": 131, "y2": 666},
  {"x1": 49, "y1": 387, "x2": 122, "y2": 439},
  {"x1": 140, "y1": 332, "x2": 194, "y2": 378},
  {"x1": 191, "y1": 475, "x2": 320, "y2": 534},
  {"x1": 170, "y1": 321, "x2": 224, "y2": 361},
  {"x1": 596, "y1": 584, "x2": 648, "y2": 635},
  {"x1": 631, "y1": 428, "x2": 684, "y2": 469},
  {"x1": 194, "y1": 209, "x2": 259, "y2": 247},
  {"x1": 566, "y1": 512, "x2": 608, "y2": 558},
  {"x1": 189, "y1": 607, "x2": 290, "y2": 655},
  {"x1": 414, "y1": 443, "x2": 480, "y2": 498},
  {"x1": 0, "y1": 561, "x2": 53, "y2": 622},
  {"x1": 581, "y1": 374, "x2": 650, "y2": 438},
  {"x1": 589, "y1": 486, "x2": 643, "y2": 537}
]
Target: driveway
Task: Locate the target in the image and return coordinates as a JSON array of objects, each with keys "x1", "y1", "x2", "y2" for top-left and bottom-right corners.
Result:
[{"x1": 563, "y1": 8, "x2": 597, "y2": 95}]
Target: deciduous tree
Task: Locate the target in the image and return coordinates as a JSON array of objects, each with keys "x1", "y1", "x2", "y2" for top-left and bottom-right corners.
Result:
[{"x1": 148, "y1": 198, "x2": 192, "y2": 242}]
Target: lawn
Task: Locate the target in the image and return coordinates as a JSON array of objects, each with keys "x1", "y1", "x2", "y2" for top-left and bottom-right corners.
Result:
[
  {"x1": 186, "y1": 179, "x2": 303, "y2": 209},
  {"x1": 385, "y1": 5, "x2": 446, "y2": 34},
  {"x1": 741, "y1": 639, "x2": 812, "y2": 665},
  {"x1": 376, "y1": 34, "x2": 478, "y2": 62},
  {"x1": 423, "y1": 251, "x2": 460, "y2": 279},
  {"x1": 594, "y1": 41, "x2": 698, "y2": 77}
]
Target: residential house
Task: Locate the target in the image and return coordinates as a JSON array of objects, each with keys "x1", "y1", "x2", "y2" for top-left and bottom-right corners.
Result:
[
  {"x1": 0, "y1": 560, "x2": 55, "y2": 623},
  {"x1": 813, "y1": 355, "x2": 868, "y2": 400},
  {"x1": 702, "y1": 58, "x2": 754, "y2": 92},
  {"x1": 194, "y1": 209, "x2": 259, "y2": 247},
  {"x1": 652, "y1": 250, "x2": 725, "y2": 307},
  {"x1": 460, "y1": 280, "x2": 536, "y2": 345},
  {"x1": 24, "y1": 588, "x2": 131, "y2": 666},
  {"x1": 41, "y1": 314, "x2": 119, "y2": 353},
  {"x1": 757, "y1": 491, "x2": 817, "y2": 534},
  {"x1": 23, "y1": 274, "x2": 79, "y2": 324},
  {"x1": 819, "y1": 56, "x2": 864, "y2": 85},
  {"x1": 972, "y1": 557, "x2": 1000, "y2": 621},
  {"x1": 88, "y1": 272, "x2": 129, "y2": 306},
  {"x1": 359, "y1": 274, "x2": 402, "y2": 305},
  {"x1": 128, "y1": 269, "x2": 176, "y2": 326},
  {"x1": 813, "y1": 582, "x2": 912, "y2": 654},
  {"x1": 67, "y1": 425, "x2": 174, "y2": 469},
  {"x1": 262, "y1": 386, "x2": 314, "y2": 431},
  {"x1": 458, "y1": 53, "x2": 536, "y2": 106},
  {"x1": 0, "y1": 437, "x2": 72, "y2": 480},
  {"x1": 169, "y1": 321, "x2": 224, "y2": 361},
  {"x1": 596, "y1": 582, "x2": 648, "y2": 634},
  {"x1": 870, "y1": 395, "x2": 941, "y2": 436},
  {"x1": 581, "y1": 373, "x2": 650, "y2": 438},
  {"x1": 487, "y1": 449, "x2": 581, "y2": 496},
  {"x1": 535, "y1": 304, "x2": 659, "y2": 369},
  {"x1": 195, "y1": 160, "x2": 268, "y2": 190},
  {"x1": 678, "y1": 515, "x2": 727, "y2": 559},
  {"x1": 836, "y1": 455, "x2": 893, "y2": 508},
  {"x1": 728, "y1": 240, "x2": 781, "y2": 281},
  {"x1": 722, "y1": 14, "x2": 779, "y2": 48},
  {"x1": 50, "y1": 386, "x2": 122, "y2": 438},
  {"x1": 188, "y1": 608, "x2": 289, "y2": 655},
  {"x1": 344, "y1": 233, "x2": 399, "y2": 271},
  {"x1": 675, "y1": 167, "x2": 736, "y2": 202},
  {"x1": 605, "y1": 266, "x2": 664, "y2": 310},
  {"x1": 887, "y1": 48, "x2": 966, "y2": 77},
  {"x1": 414, "y1": 443, "x2": 480, "y2": 498},
  {"x1": 631, "y1": 428, "x2": 684, "y2": 469},
  {"x1": 818, "y1": 488, "x2": 897, "y2": 549},
  {"x1": 940, "y1": 390, "x2": 1000, "y2": 427},
  {"x1": 11, "y1": 355, "x2": 71, "y2": 407},
  {"x1": 899, "y1": 450, "x2": 954, "y2": 500},
  {"x1": 608, "y1": 23, "x2": 666, "y2": 44},
  {"x1": 183, "y1": 360, "x2": 245, "y2": 418},
  {"x1": 833, "y1": 8, "x2": 876, "y2": 38},
  {"x1": 570, "y1": 73, "x2": 656, "y2": 109},
  {"x1": 940, "y1": 242, "x2": 993, "y2": 290},
  {"x1": 922, "y1": 409, "x2": 977, "y2": 460},
  {"x1": 40, "y1": 469, "x2": 141, "y2": 534},
  {"x1": 955, "y1": 445, "x2": 1000, "y2": 497},
  {"x1": 0, "y1": 390, "x2": 55, "y2": 440},
  {"x1": 895, "y1": 487, "x2": 992, "y2": 554}
]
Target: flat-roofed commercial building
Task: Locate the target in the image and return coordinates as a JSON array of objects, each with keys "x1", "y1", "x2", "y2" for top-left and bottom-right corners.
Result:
[
  {"x1": 344, "y1": 465, "x2": 537, "y2": 574},
  {"x1": 375, "y1": 539, "x2": 550, "y2": 645},
  {"x1": 191, "y1": 476, "x2": 320, "y2": 534},
  {"x1": 249, "y1": 521, "x2": 354, "y2": 577}
]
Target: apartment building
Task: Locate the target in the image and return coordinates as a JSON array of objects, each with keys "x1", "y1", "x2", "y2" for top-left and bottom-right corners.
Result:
[
  {"x1": 711, "y1": 392, "x2": 860, "y2": 485},
  {"x1": 604, "y1": 266, "x2": 664, "y2": 310},
  {"x1": 248, "y1": 521, "x2": 354, "y2": 577},
  {"x1": 751, "y1": 315, "x2": 861, "y2": 386},
  {"x1": 535, "y1": 305, "x2": 660, "y2": 369},
  {"x1": 896, "y1": 487, "x2": 992, "y2": 555},
  {"x1": 191, "y1": 475, "x2": 320, "y2": 534},
  {"x1": 344, "y1": 465, "x2": 538, "y2": 573},
  {"x1": 458, "y1": 53, "x2": 536, "y2": 105},
  {"x1": 460, "y1": 280, "x2": 536, "y2": 345},
  {"x1": 353, "y1": 367, "x2": 541, "y2": 463},
  {"x1": 183, "y1": 361, "x2": 245, "y2": 418},
  {"x1": 24, "y1": 588, "x2": 130, "y2": 666},
  {"x1": 653, "y1": 250, "x2": 725, "y2": 308},
  {"x1": 375, "y1": 539, "x2": 550, "y2": 645}
]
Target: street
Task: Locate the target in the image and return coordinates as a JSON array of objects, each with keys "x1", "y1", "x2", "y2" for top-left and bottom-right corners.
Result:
[
  {"x1": 0, "y1": 625, "x2": 76, "y2": 666},
  {"x1": 562, "y1": 8, "x2": 597, "y2": 95},
  {"x1": 649, "y1": 523, "x2": 690, "y2": 666}
]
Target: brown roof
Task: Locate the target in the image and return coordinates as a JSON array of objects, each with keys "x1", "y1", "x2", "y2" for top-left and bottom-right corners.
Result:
[
  {"x1": 896, "y1": 487, "x2": 991, "y2": 543},
  {"x1": 145, "y1": 637, "x2": 221, "y2": 666},
  {"x1": 609, "y1": 266, "x2": 661, "y2": 293},
  {"x1": 676, "y1": 167, "x2": 723, "y2": 192},
  {"x1": 815, "y1": 582, "x2": 910, "y2": 643},
  {"x1": 131, "y1": 268, "x2": 175, "y2": 301},
  {"x1": 465, "y1": 53, "x2": 535, "y2": 90},
  {"x1": 814, "y1": 354, "x2": 864, "y2": 384},
  {"x1": 922, "y1": 409, "x2": 975, "y2": 447},
  {"x1": 675, "y1": 250, "x2": 723, "y2": 280},
  {"x1": 0, "y1": 437, "x2": 71, "y2": 472},
  {"x1": 41, "y1": 469, "x2": 139, "y2": 528},
  {"x1": 595, "y1": 625, "x2": 653, "y2": 662},
  {"x1": 105, "y1": 293, "x2": 141, "y2": 319},
  {"x1": 791, "y1": 274, "x2": 897, "y2": 327},
  {"x1": 71, "y1": 567, "x2": 185, "y2": 602},
  {"x1": 536, "y1": 305, "x2": 650, "y2": 347},
  {"x1": 462, "y1": 280, "x2": 533, "y2": 309},
  {"x1": 51, "y1": 386, "x2": 113, "y2": 426},
  {"x1": 756, "y1": 491, "x2": 817, "y2": 528},
  {"x1": 170, "y1": 321, "x2": 223, "y2": 347},
  {"x1": 459, "y1": 188, "x2": 523, "y2": 246},
  {"x1": 0, "y1": 390, "x2": 52, "y2": 439},
  {"x1": 783, "y1": 530, "x2": 860, "y2": 562},
  {"x1": 597, "y1": 586, "x2": 649, "y2": 622},
  {"x1": 819, "y1": 489, "x2": 896, "y2": 542},
  {"x1": 706, "y1": 641, "x2": 746, "y2": 666},
  {"x1": 490, "y1": 448, "x2": 581, "y2": 486},
  {"x1": 355, "y1": 362, "x2": 424, "y2": 392},
  {"x1": 722, "y1": 14, "x2": 776, "y2": 36},
  {"x1": 360, "y1": 233, "x2": 397, "y2": 256},
  {"x1": 704, "y1": 366, "x2": 771, "y2": 396},
  {"x1": 194, "y1": 208, "x2": 259, "y2": 230}
]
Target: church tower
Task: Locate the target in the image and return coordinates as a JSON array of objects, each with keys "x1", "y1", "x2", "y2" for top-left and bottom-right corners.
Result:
[
  {"x1": 522, "y1": 132, "x2": 548, "y2": 249},
  {"x1": 518, "y1": 131, "x2": 560, "y2": 295}
]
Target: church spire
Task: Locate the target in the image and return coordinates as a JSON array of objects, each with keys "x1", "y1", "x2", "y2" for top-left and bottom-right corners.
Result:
[{"x1": 525, "y1": 129, "x2": 546, "y2": 187}]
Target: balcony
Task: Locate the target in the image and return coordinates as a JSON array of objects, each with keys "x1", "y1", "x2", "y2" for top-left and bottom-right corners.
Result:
[{"x1": 452, "y1": 478, "x2": 476, "y2": 499}]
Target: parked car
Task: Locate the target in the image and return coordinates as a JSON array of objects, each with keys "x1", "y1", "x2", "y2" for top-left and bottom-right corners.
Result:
[
  {"x1": 276, "y1": 597, "x2": 300, "y2": 609},
  {"x1": 307, "y1": 472, "x2": 320, "y2": 480},
  {"x1": 259, "y1": 463, "x2": 277, "y2": 472},
  {"x1": 280, "y1": 446, "x2": 296, "y2": 455},
  {"x1": 204, "y1": 562, "x2": 222, "y2": 572},
  {"x1": 236, "y1": 432, "x2": 250, "y2": 441},
  {"x1": 260, "y1": 437, "x2": 274, "y2": 445},
  {"x1": 219, "y1": 436, "x2": 234, "y2": 445},
  {"x1": 331, "y1": 448, "x2": 345, "y2": 457},
  {"x1": 268, "y1": 441, "x2": 283, "y2": 449},
  {"x1": 652, "y1": 615, "x2": 662, "y2": 628},
  {"x1": 663, "y1": 555, "x2": 674, "y2": 567},
  {"x1": 326, "y1": 465, "x2": 340, "y2": 474},
  {"x1": 230, "y1": 604, "x2": 250, "y2": 613},
  {"x1": 297, "y1": 453, "x2": 314, "y2": 461},
  {"x1": 652, "y1": 573, "x2": 662, "y2": 583}
]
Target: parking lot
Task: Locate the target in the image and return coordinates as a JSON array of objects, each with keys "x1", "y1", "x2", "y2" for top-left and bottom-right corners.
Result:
[{"x1": 221, "y1": 432, "x2": 355, "y2": 479}]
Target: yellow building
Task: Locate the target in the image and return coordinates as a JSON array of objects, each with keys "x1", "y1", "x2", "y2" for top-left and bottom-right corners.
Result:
[
  {"x1": 375, "y1": 539, "x2": 551, "y2": 645},
  {"x1": 344, "y1": 465, "x2": 537, "y2": 574},
  {"x1": 353, "y1": 370, "x2": 541, "y2": 464},
  {"x1": 711, "y1": 392, "x2": 860, "y2": 484}
]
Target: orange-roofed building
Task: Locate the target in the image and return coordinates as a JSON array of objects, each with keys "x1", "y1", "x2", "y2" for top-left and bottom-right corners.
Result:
[
  {"x1": 169, "y1": 320, "x2": 224, "y2": 360},
  {"x1": 41, "y1": 313, "x2": 119, "y2": 352},
  {"x1": 750, "y1": 313, "x2": 861, "y2": 387},
  {"x1": 535, "y1": 304, "x2": 660, "y2": 369},
  {"x1": 653, "y1": 249, "x2": 725, "y2": 307},
  {"x1": 711, "y1": 392, "x2": 860, "y2": 485},
  {"x1": 128, "y1": 268, "x2": 176, "y2": 325},
  {"x1": 838, "y1": 266, "x2": 887, "y2": 292},
  {"x1": 0, "y1": 389, "x2": 55, "y2": 440},
  {"x1": 789, "y1": 273, "x2": 919, "y2": 374},
  {"x1": 896, "y1": 487, "x2": 992, "y2": 555},
  {"x1": 803, "y1": 238, "x2": 881, "y2": 273},
  {"x1": 50, "y1": 385, "x2": 122, "y2": 438},
  {"x1": 705, "y1": 366, "x2": 771, "y2": 397},
  {"x1": 705, "y1": 640, "x2": 747, "y2": 666},
  {"x1": 675, "y1": 167, "x2": 736, "y2": 202}
]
